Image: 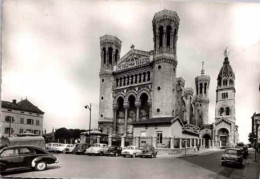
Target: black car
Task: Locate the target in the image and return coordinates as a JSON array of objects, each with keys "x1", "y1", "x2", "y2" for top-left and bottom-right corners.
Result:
[
  {"x1": 72, "y1": 143, "x2": 90, "y2": 154},
  {"x1": 221, "y1": 148, "x2": 243, "y2": 167},
  {"x1": 0, "y1": 145, "x2": 58, "y2": 173},
  {"x1": 104, "y1": 146, "x2": 122, "y2": 156},
  {"x1": 236, "y1": 143, "x2": 248, "y2": 158},
  {"x1": 140, "y1": 144, "x2": 157, "y2": 158}
]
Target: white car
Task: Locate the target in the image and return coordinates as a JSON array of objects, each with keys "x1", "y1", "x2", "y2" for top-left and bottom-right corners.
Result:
[
  {"x1": 121, "y1": 146, "x2": 143, "y2": 158},
  {"x1": 46, "y1": 143, "x2": 61, "y2": 152},
  {"x1": 85, "y1": 143, "x2": 109, "y2": 156},
  {"x1": 63, "y1": 144, "x2": 76, "y2": 153}
]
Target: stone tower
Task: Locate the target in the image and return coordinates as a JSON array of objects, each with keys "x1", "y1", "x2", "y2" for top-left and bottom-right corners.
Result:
[
  {"x1": 195, "y1": 62, "x2": 210, "y2": 127},
  {"x1": 215, "y1": 49, "x2": 236, "y2": 123},
  {"x1": 99, "y1": 35, "x2": 121, "y2": 124},
  {"x1": 214, "y1": 48, "x2": 237, "y2": 146},
  {"x1": 152, "y1": 9, "x2": 180, "y2": 117}
]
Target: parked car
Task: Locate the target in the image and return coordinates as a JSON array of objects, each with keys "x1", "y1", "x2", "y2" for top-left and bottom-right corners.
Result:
[
  {"x1": 221, "y1": 148, "x2": 243, "y2": 167},
  {"x1": 121, "y1": 146, "x2": 143, "y2": 158},
  {"x1": 85, "y1": 143, "x2": 109, "y2": 156},
  {"x1": 104, "y1": 146, "x2": 122, "y2": 156},
  {"x1": 72, "y1": 143, "x2": 90, "y2": 154},
  {"x1": 0, "y1": 145, "x2": 58, "y2": 174},
  {"x1": 140, "y1": 144, "x2": 157, "y2": 158},
  {"x1": 63, "y1": 144, "x2": 76, "y2": 153},
  {"x1": 236, "y1": 143, "x2": 248, "y2": 158},
  {"x1": 52, "y1": 144, "x2": 75, "y2": 153},
  {"x1": 46, "y1": 143, "x2": 61, "y2": 152}
]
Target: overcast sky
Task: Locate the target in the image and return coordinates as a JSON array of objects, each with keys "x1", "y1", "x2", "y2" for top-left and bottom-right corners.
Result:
[{"x1": 2, "y1": 0, "x2": 260, "y2": 143}]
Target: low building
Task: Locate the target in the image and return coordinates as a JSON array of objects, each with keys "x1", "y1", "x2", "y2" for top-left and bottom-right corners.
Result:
[{"x1": 0, "y1": 99, "x2": 44, "y2": 137}]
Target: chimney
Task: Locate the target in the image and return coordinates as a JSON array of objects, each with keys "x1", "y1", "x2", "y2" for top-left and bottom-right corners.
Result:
[{"x1": 13, "y1": 99, "x2": 16, "y2": 104}]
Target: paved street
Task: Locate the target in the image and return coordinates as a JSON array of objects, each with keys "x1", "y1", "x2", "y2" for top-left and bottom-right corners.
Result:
[{"x1": 1, "y1": 149, "x2": 259, "y2": 179}]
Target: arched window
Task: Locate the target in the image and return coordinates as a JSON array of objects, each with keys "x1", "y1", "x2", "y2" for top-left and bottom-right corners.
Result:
[
  {"x1": 119, "y1": 78, "x2": 122, "y2": 87},
  {"x1": 166, "y1": 26, "x2": 172, "y2": 47},
  {"x1": 147, "y1": 71, "x2": 150, "y2": 81},
  {"x1": 143, "y1": 72, "x2": 146, "y2": 82},
  {"x1": 123, "y1": 77, "x2": 126, "y2": 86},
  {"x1": 229, "y1": 79, "x2": 234, "y2": 86},
  {"x1": 223, "y1": 79, "x2": 227, "y2": 86},
  {"x1": 139, "y1": 73, "x2": 142, "y2": 83},
  {"x1": 200, "y1": 83, "x2": 203, "y2": 94},
  {"x1": 204, "y1": 83, "x2": 207, "y2": 94},
  {"x1": 116, "y1": 78, "x2": 119, "y2": 87},
  {"x1": 103, "y1": 48, "x2": 106, "y2": 65},
  {"x1": 196, "y1": 83, "x2": 198, "y2": 95},
  {"x1": 108, "y1": 47, "x2": 113, "y2": 65},
  {"x1": 135, "y1": 74, "x2": 137, "y2": 84},
  {"x1": 220, "y1": 108, "x2": 224, "y2": 116},
  {"x1": 226, "y1": 107, "x2": 230, "y2": 116},
  {"x1": 173, "y1": 28, "x2": 177, "y2": 46},
  {"x1": 130, "y1": 75, "x2": 133, "y2": 85},
  {"x1": 218, "y1": 77, "x2": 222, "y2": 86},
  {"x1": 127, "y1": 76, "x2": 129, "y2": 85},
  {"x1": 159, "y1": 26, "x2": 164, "y2": 48},
  {"x1": 115, "y1": 50, "x2": 119, "y2": 63}
]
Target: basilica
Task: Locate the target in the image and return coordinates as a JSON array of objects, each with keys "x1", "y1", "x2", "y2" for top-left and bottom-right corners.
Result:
[{"x1": 97, "y1": 9, "x2": 239, "y2": 148}]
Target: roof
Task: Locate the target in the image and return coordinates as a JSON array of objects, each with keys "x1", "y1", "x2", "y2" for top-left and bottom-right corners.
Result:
[
  {"x1": 132, "y1": 117, "x2": 183, "y2": 126},
  {"x1": 1, "y1": 99, "x2": 44, "y2": 114},
  {"x1": 132, "y1": 117, "x2": 173, "y2": 125},
  {"x1": 218, "y1": 57, "x2": 235, "y2": 79},
  {"x1": 183, "y1": 130, "x2": 200, "y2": 137}
]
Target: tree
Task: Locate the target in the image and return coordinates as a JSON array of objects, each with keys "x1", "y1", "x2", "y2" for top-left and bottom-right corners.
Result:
[{"x1": 248, "y1": 132, "x2": 256, "y2": 144}]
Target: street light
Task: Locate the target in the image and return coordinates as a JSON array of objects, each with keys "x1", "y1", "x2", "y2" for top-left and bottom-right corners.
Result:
[{"x1": 85, "y1": 104, "x2": 92, "y2": 144}]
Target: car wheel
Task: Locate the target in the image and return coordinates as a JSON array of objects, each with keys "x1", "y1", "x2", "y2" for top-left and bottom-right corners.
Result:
[
  {"x1": 100, "y1": 152, "x2": 103, "y2": 156},
  {"x1": 133, "y1": 154, "x2": 136, "y2": 158},
  {"x1": 35, "y1": 161, "x2": 47, "y2": 171}
]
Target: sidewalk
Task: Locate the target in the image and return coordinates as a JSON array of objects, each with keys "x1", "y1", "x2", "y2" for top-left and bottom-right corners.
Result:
[
  {"x1": 157, "y1": 147, "x2": 221, "y2": 158},
  {"x1": 239, "y1": 148, "x2": 260, "y2": 179},
  {"x1": 178, "y1": 148, "x2": 222, "y2": 158}
]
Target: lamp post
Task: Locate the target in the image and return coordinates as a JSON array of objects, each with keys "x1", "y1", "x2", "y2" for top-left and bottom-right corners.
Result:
[{"x1": 85, "y1": 104, "x2": 92, "y2": 144}]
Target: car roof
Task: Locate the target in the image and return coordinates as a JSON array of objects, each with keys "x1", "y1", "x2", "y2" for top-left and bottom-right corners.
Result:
[{"x1": 1, "y1": 145, "x2": 46, "y2": 151}]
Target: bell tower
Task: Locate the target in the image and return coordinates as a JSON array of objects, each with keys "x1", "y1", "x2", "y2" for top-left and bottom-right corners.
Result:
[
  {"x1": 195, "y1": 61, "x2": 210, "y2": 127},
  {"x1": 99, "y1": 35, "x2": 121, "y2": 123},
  {"x1": 152, "y1": 10, "x2": 180, "y2": 117},
  {"x1": 215, "y1": 48, "x2": 236, "y2": 123}
]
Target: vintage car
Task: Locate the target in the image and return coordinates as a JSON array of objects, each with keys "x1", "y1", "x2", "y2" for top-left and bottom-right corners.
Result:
[
  {"x1": 72, "y1": 143, "x2": 90, "y2": 154},
  {"x1": 63, "y1": 144, "x2": 76, "y2": 153},
  {"x1": 51, "y1": 144, "x2": 75, "y2": 153},
  {"x1": 0, "y1": 145, "x2": 58, "y2": 173},
  {"x1": 236, "y1": 143, "x2": 248, "y2": 158},
  {"x1": 46, "y1": 143, "x2": 63, "y2": 153},
  {"x1": 104, "y1": 146, "x2": 122, "y2": 156},
  {"x1": 121, "y1": 146, "x2": 143, "y2": 158},
  {"x1": 85, "y1": 143, "x2": 109, "y2": 156},
  {"x1": 140, "y1": 144, "x2": 157, "y2": 158},
  {"x1": 221, "y1": 148, "x2": 243, "y2": 167}
]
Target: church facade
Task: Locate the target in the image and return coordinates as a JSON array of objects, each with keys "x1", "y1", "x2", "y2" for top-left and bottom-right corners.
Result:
[{"x1": 97, "y1": 9, "x2": 239, "y2": 148}]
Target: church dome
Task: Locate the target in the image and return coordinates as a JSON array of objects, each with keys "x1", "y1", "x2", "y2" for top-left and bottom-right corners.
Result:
[{"x1": 217, "y1": 57, "x2": 235, "y2": 79}]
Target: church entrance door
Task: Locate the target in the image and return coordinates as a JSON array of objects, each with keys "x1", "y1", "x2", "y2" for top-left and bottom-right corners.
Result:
[
  {"x1": 203, "y1": 134, "x2": 211, "y2": 148},
  {"x1": 218, "y1": 128, "x2": 229, "y2": 148}
]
